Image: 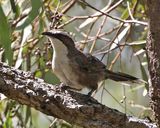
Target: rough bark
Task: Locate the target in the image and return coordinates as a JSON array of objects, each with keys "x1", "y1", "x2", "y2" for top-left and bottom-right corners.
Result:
[
  {"x1": 146, "y1": 1, "x2": 160, "y2": 127},
  {"x1": 0, "y1": 62, "x2": 156, "y2": 128}
]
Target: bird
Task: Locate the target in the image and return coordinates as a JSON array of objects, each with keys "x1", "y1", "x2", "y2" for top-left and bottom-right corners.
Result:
[{"x1": 42, "y1": 30, "x2": 144, "y2": 96}]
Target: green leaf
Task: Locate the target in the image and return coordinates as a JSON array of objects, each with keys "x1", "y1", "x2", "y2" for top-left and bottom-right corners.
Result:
[
  {"x1": 44, "y1": 70, "x2": 60, "y2": 84},
  {"x1": 0, "y1": 5, "x2": 13, "y2": 64},
  {"x1": 16, "y1": 0, "x2": 42, "y2": 30},
  {"x1": 38, "y1": 16, "x2": 45, "y2": 34},
  {"x1": 121, "y1": 8, "x2": 129, "y2": 19},
  {"x1": 40, "y1": 57, "x2": 45, "y2": 67},
  {"x1": 35, "y1": 70, "x2": 42, "y2": 78},
  {"x1": 25, "y1": 107, "x2": 32, "y2": 125},
  {"x1": 3, "y1": 109, "x2": 13, "y2": 128}
]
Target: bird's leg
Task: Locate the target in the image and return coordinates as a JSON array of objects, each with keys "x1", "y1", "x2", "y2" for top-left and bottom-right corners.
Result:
[{"x1": 87, "y1": 88, "x2": 96, "y2": 97}]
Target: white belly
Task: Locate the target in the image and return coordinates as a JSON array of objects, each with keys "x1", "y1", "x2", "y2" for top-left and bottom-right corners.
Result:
[{"x1": 52, "y1": 55, "x2": 83, "y2": 90}]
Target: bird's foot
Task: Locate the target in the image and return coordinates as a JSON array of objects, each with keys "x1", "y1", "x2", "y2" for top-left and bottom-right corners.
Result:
[{"x1": 59, "y1": 83, "x2": 69, "y2": 90}]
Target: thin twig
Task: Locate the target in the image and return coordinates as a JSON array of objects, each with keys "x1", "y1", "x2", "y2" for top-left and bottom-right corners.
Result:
[
  {"x1": 89, "y1": 16, "x2": 107, "y2": 53},
  {"x1": 79, "y1": 0, "x2": 148, "y2": 26}
]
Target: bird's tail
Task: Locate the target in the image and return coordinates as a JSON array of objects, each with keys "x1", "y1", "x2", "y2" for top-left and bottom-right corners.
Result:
[{"x1": 105, "y1": 70, "x2": 145, "y2": 85}]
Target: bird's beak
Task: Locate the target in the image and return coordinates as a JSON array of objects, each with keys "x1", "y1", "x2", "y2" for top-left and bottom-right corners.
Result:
[{"x1": 42, "y1": 31, "x2": 53, "y2": 37}]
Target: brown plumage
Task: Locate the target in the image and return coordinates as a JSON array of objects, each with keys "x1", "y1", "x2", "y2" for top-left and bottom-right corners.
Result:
[{"x1": 42, "y1": 30, "x2": 144, "y2": 96}]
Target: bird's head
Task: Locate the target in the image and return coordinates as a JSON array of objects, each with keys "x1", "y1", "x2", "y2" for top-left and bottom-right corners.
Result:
[{"x1": 42, "y1": 30, "x2": 75, "y2": 51}]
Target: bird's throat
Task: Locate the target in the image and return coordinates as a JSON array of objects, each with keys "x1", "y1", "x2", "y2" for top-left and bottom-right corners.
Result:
[{"x1": 49, "y1": 38, "x2": 69, "y2": 55}]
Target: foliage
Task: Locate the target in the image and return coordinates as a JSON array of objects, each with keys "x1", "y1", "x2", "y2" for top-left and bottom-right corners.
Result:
[{"x1": 0, "y1": 0, "x2": 149, "y2": 127}]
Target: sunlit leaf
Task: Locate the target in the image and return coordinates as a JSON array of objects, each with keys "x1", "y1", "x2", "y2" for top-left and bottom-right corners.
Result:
[
  {"x1": 127, "y1": 40, "x2": 146, "y2": 49},
  {"x1": 143, "y1": 88, "x2": 147, "y2": 96},
  {"x1": 141, "y1": 61, "x2": 147, "y2": 66},
  {"x1": 15, "y1": 31, "x2": 24, "y2": 69},
  {"x1": 35, "y1": 70, "x2": 42, "y2": 78},
  {"x1": 15, "y1": 25, "x2": 32, "y2": 69},
  {"x1": 110, "y1": 24, "x2": 131, "y2": 50},
  {"x1": 134, "y1": 49, "x2": 145, "y2": 56}
]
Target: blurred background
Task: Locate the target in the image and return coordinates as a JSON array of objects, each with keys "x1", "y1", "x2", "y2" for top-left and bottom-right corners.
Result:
[{"x1": 0, "y1": 0, "x2": 150, "y2": 127}]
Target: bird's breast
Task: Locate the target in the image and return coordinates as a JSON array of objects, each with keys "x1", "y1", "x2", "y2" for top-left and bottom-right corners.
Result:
[{"x1": 52, "y1": 54, "x2": 84, "y2": 90}]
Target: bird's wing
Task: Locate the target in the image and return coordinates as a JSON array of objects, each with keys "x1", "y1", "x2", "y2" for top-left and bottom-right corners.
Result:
[
  {"x1": 70, "y1": 52, "x2": 106, "y2": 73},
  {"x1": 84, "y1": 53, "x2": 106, "y2": 72}
]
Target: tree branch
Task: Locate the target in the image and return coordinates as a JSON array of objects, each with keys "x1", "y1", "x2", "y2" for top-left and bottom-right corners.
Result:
[{"x1": 0, "y1": 62, "x2": 156, "y2": 128}]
